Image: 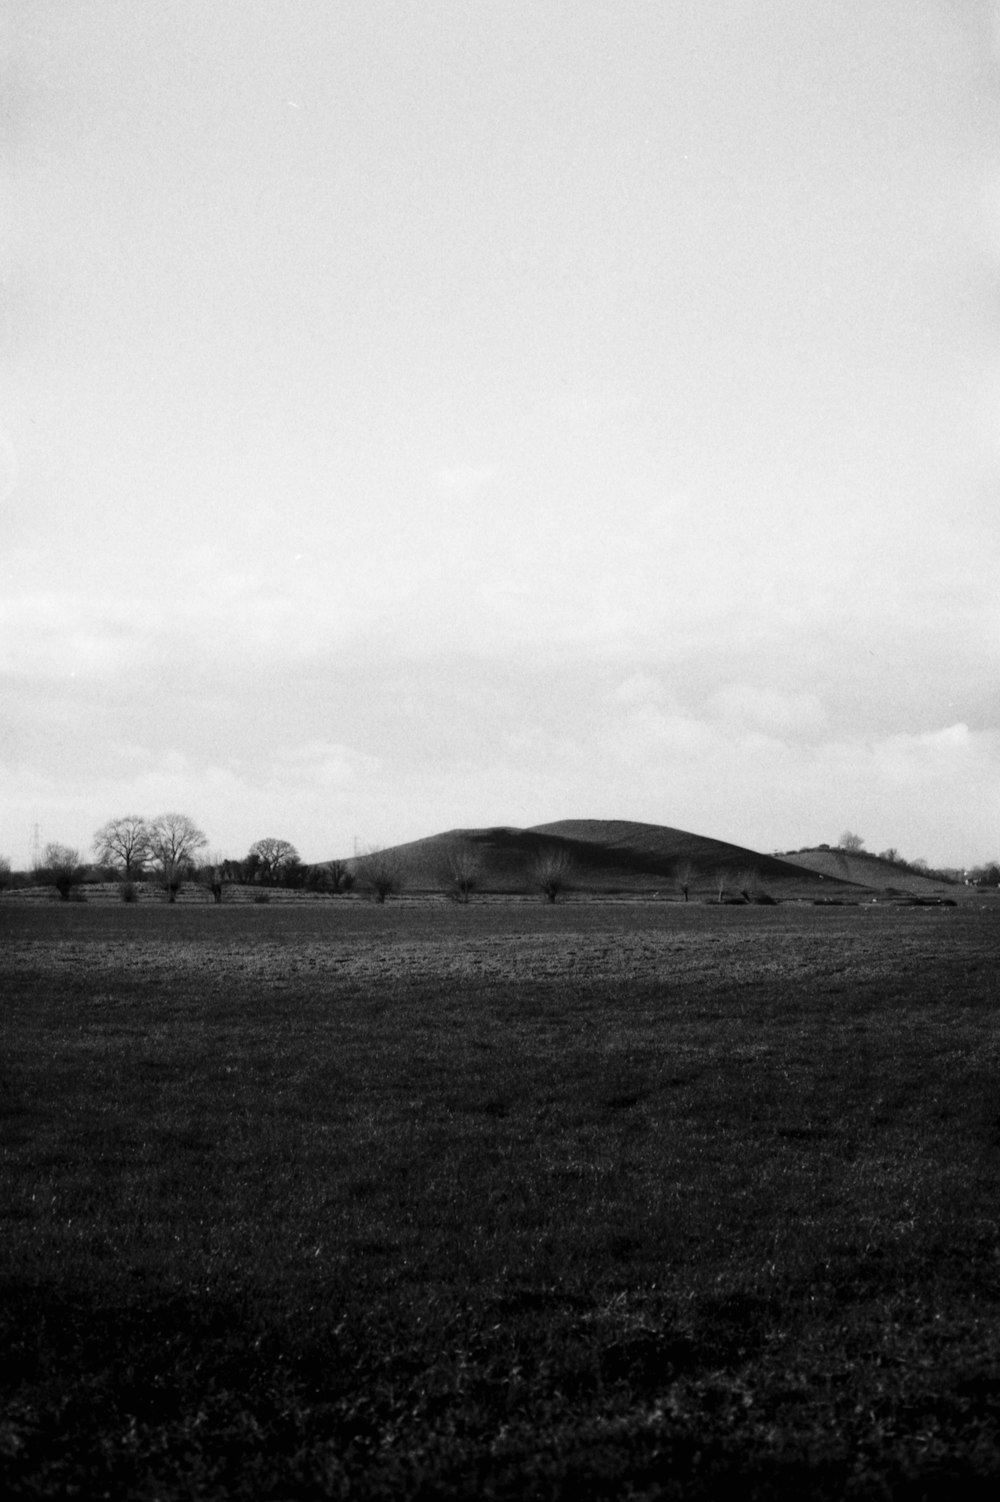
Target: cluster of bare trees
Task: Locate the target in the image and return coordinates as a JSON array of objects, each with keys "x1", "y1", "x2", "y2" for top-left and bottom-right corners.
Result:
[
  {"x1": 14, "y1": 815, "x2": 211, "y2": 903},
  {"x1": 672, "y1": 860, "x2": 773, "y2": 904},
  {"x1": 351, "y1": 840, "x2": 577, "y2": 905},
  {"x1": 0, "y1": 815, "x2": 211, "y2": 902},
  {"x1": 20, "y1": 818, "x2": 347, "y2": 903},
  {"x1": 219, "y1": 838, "x2": 304, "y2": 889},
  {"x1": 92, "y1": 813, "x2": 209, "y2": 902}
]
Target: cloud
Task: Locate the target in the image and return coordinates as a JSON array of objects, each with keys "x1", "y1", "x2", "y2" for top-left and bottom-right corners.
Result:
[
  {"x1": 0, "y1": 425, "x2": 18, "y2": 503},
  {"x1": 705, "y1": 683, "x2": 828, "y2": 736},
  {"x1": 0, "y1": 595, "x2": 147, "y2": 679},
  {"x1": 0, "y1": 737, "x2": 382, "y2": 868},
  {"x1": 430, "y1": 698, "x2": 1000, "y2": 866},
  {"x1": 2, "y1": 671, "x2": 996, "y2": 870},
  {"x1": 436, "y1": 464, "x2": 496, "y2": 495},
  {"x1": 268, "y1": 739, "x2": 380, "y2": 791}
]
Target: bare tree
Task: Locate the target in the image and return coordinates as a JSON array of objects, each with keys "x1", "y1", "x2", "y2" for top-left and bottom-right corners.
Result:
[
  {"x1": 839, "y1": 831, "x2": 865, "y2": 853},
  {"x1": 38, "y1": 843, "x2": 85, "y2": 901},
  {"x1": 737, "y1": 867, "x2": 760, "y2": 902},
  {"x1": 713, "y1": 867, "x2": 731, "y2": 904},
  {"x1": 194, "y1": 854, "x2": 226, "y2": 904},
  {"x1": 93, "y1": 815, "x2": 151, "y2": 878},
  {"x1": 325, "y1": 859, "x2": 355, "y2": 894},
  {"x1": 532, "y1": 845, "x2": 573, "y2": 904},
  {"x1": 673, "y1": 858, "x2": 696, "y2": 903},
  {"x1": 247, "y1": 837, "x2": 300, "y2": 885},
  {"x1": 148, "y1": 813, "x2": 207, "y2": 903},
  {"x1": 353, "y1": 846, "x2": 405, "y2": 904},
  {"x1": 442, "y1": 841, "x2": 482, "y2": 903},
  {"x1": 0, "y1": 854, "x2": 11, "y2": 892}
]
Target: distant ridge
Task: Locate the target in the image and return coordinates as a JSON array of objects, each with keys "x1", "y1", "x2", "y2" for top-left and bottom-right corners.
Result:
[
  {"x1": 529, "y1": 819, "x2": 813, "y2": 882},
  {"x1": 776, "y1": 847, "x2": 961, "y2": 896},
  {"x1": 336, "y1": 819, "x2": 855, "y2": 897}
]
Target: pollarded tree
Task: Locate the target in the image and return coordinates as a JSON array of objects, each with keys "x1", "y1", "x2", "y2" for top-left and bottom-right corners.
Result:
[
  {"x1": 38, "y1": 843, "x2": 85, "y2": 901},
  {"x1": 248, "y1": 837, "x2": 300, "y2": 885},
  {"x1": 353, "y1": 846, "x2": 405, "y2": 904},
  {"x1": 332, "y1": 860, "x2": 356, "y2": 893},
  {"x1": 673, "y1": 858, "x2": 696, "y2": 903},
  {"x1": 442, "y1": 841, "x2": 482, "y2": 903},
  {"x1": 93, "y1": 815, "x2": 151, "y2": 878},
  {"x1": 148, "y1": 813, "x2": 207, "y2": 903},
  {"x1": 194, "y1": 853, "x2": 226, "y2": 905},
  {"x1": 531, "y1": 846, "x2": 573, "y2": 905},
  {"x1": 320, "y1": 859, "x2": 354, "y2": 894}
]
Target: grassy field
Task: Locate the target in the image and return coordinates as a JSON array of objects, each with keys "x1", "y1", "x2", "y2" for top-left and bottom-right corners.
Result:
[{"x1": 2, "y1": 901, "x2": 999, "y2": 1498}]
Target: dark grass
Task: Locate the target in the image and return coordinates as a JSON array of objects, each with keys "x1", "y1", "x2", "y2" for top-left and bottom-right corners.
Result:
[{"x1": 2, "y1": 903, "x2": 1000, "y2": 1497}]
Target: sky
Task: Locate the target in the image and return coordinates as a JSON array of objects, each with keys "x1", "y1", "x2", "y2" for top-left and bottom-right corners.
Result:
[{"x1": 2, "y1": 0, "x2": 999, "y2": 870}]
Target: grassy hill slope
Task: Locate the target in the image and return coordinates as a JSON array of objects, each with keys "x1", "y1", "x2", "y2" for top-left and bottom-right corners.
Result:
[
  {"x1": 530, "y1": 819, "x2": 823, "y2": 884},
  {"x1": 342, "y1": 821, "x2": 856, "y2": 899},
  {"x1": 776, "y1": 848, "x2": 962, "y2": 896}
]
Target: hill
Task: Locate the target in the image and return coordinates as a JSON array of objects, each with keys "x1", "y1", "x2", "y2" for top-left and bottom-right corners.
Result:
[
  {"x1": 775, "y1": 847, "x2": 963, "y2": 897},
  {"x1": 530, "y1": 820, "x2": 821, "y2": 884},
  {"x1": 339, "y1": 820, "x2": 857, "y2": 899}
]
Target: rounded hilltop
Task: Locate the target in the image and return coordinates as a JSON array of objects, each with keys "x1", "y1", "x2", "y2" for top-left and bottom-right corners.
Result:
[{"x1": 330, "y1": 819, "x2": 861, "y2": 900}]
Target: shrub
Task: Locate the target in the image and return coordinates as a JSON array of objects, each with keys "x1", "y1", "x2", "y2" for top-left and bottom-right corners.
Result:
[
  {"x1": 354, "y1": 848, "x2": 405, "y2": 904},
  {"x1": 531, "y1": 846, "x2": 573, "y2": 904},
  {"x1": 36, "y1": 843, "x2": 86, "y2": 902},
  {"x1": 442, "y1": 842, "x2": 482, "y2": 903}
]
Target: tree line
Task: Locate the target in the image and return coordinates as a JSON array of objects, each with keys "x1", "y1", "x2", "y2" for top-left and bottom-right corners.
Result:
[
  {"x1": 0, "y1": 820, "x2": 576, "y2": 905},
  {"x1": 0, "y1": 816, "x2": 339, "y2": 903},
  {"x1": 833, "y1": 832, "x2": 996, "y2": 886},
  {"x1": 3, "y1": 817, "x2": 997, "y2": 902}
]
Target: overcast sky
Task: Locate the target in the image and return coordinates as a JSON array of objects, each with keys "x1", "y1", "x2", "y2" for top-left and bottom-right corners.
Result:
[{"x1": 2, "y1": 0, "x2": 998, "y2": 870}]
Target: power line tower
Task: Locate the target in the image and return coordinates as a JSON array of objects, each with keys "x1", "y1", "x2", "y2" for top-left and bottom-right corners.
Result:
[{"x1": 30, "y1": 822, "x2": 42, "y2": 870}]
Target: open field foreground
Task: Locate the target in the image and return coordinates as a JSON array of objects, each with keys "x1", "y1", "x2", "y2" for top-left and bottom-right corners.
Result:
[{"x1": 2, "y1": 904, "x2": 1000, "y2": 1498}]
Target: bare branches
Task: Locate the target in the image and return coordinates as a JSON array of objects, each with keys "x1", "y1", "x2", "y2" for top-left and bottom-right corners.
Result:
[
  {"x1": 353, "y1": 846, "x2": 405, "y2": 903},
  {"x1": 37, "y1": 843, "x2": 85, "y2": 901},
  {"x1": 673, "y1": 858, "x2": 696, "y2": 903},
  {"x1": 532, "y1": 845, "x2": 573, "y2": 904},
  {"x1": 93, "y1": 815, "x2": 151, "y2": 877},
  {"x1": 148, "y1": 813, "x2": 208, "y2": 902},
  {"x1": 441, "y1": 841, "x2": 482, "y2": 903},
  {"x1": 248, "y1": 838, "x2": 300, "y2": 884}
]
